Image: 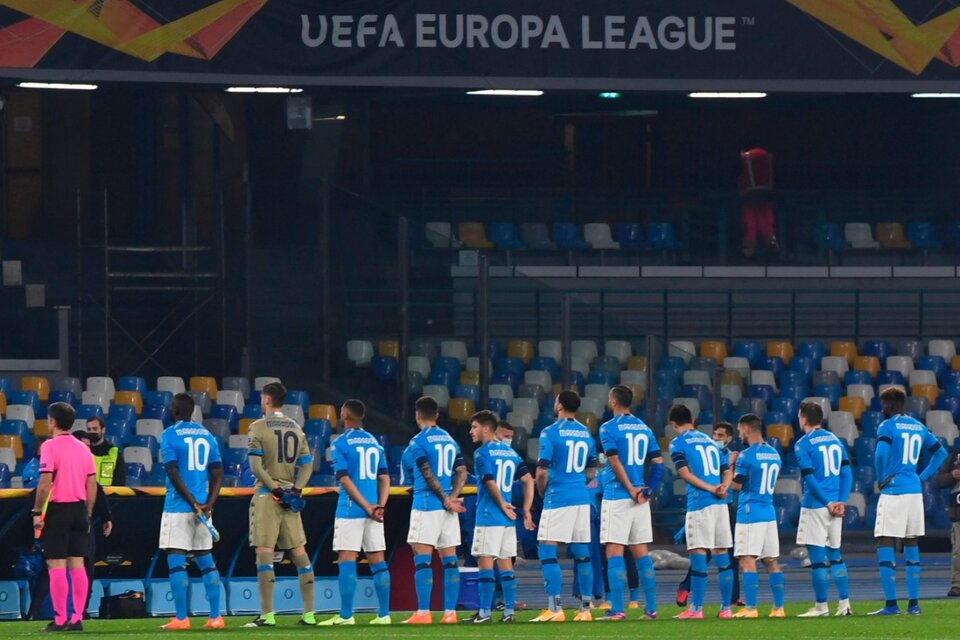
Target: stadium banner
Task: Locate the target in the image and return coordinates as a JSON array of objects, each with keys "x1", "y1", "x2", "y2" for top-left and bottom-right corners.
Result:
[
  {"x1": 1, "y1": 1, "x2": 960, "y2": 91},
  {"x1": 0, "y1": 488, "x2": 482, "y2": 581}
]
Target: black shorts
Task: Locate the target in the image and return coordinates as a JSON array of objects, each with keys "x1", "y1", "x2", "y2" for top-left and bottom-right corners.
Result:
[{"x1": 42, "y1": 502, "x2": 89, "y2": 560}]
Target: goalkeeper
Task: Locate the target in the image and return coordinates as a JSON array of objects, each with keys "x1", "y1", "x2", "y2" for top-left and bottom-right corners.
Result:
[{"x1": 244, "y1": 382, "x2": 316, "y2": 628}]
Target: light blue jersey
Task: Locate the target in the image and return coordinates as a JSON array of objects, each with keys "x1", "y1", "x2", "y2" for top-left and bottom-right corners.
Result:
[
  {"x1": 876, "y1": 415, "x2": 940, "y2": 495},
  {"x1": 599, "y1": 414, "x2": 660, "y2": 501},
  {"x1": 795, "y1": 428, "x2": 849, "y2": 509},
  {"x1": 331, "y1": 428, "x2": 388, "y2": 519},
  {"x1": 734, "y1": 442, "x2": 780, "y2": 524},
  {"x1": 401, "y1": 425, "x2": 464, "y2": 511},
  {"x1": 161, "y1": 421, "x2": 222, "y2": 513},
  {"x1": 537, "y1": 418, "x2": 597, "y2": 509},
  {"x1": 474, "y1": 440, "x2": 528, "y2": 527},
  {"x1": 669, "y1": 430, "x2": 729, "y2": 512}
]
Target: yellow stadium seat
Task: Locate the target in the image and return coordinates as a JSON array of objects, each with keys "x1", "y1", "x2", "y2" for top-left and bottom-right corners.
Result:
[
  {"x1": 623, "y1": 383, "x2": 645, "y2": 407},
  {"x1": 852, "y1": 355, "x2": 880, "y2": 380},
  {"x1": 308, "y1": 404, "x2": 339, "y2": 428},
  {"x1": 626, "y1": 356, "x2": 647, "y2": 372},
  {"x1": 876, "y1": 222, "x2": 911, "y2": 249},
  {"x1": 189, "y1": 376, "x2": 218, "y2": 397},
  {"x1": 114, "y1": 390, "x2": 143, "y2": 416},
  {"x1": 239, "y1": 418, "x2": 255, "y2": 435},
  {"x1": 576, "y1": 412, "x2": 598, "y2": 434},
  {"x1": 766, "y1": 423, "x2": 794, "y2": 447},
  {"x1": 911, "y1": 384, "x2": 938, "y2": 407},
  {"x1": 720, "y1": 370, "x2": 743, "y2": 387},
  {"x1": 458, "y1": 222, "x2": 495, "y2": 249},
  {"x1": 766, "y1": 341, "x2": 794, "y2": 362},
  {"x1": 33, "y1": 419, "x2": 49, "y2": 437},
  {"x1": 448, "y1": 398, "x2": 476, "y2": 424},
  {"x1": 460, "y1": 371, "x2": 480, "y2": 386},
  {"x1": 838, "y1": 396, "x2": 865, "y2": 422},
  {"x1": 952, "y1": 355, "x2": 960, "y2": 371},
  {"x1": 0, "y1": 392, "x2": 6, "y2": 417},
  {"x1": 507, "y1": 340, "x2": 534, "y2": 365},
  {"x1": 20, "y1": 376, "x2": 50, "y2": 402},
  {"x1": 0, "y1": 435, "x2": 23, "y2": 460},
  {"x1": 659, "y1": 436, "x2": 671, "y2": 453},
  {"x1": 378, "y1": 340, "x2": 399, "y2": 358},
  {"x1": 830, "y1": 341, "x2": 857, "y2": 365},
  {"x1": 700, "y1": 341, "x2": 728, "y2": 362}
]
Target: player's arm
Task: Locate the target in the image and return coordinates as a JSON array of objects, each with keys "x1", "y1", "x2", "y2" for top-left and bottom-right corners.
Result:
[
  {"x1": 644, "y1": 450, "x2": 665, "y2": 499},
  {"x1": 536, "y1": 431, "x2": 553, "y2": 497},
  {"x1": 34, "y1": 473, "x2": 52, "y2": 516},
  {"x1": 483, "y1": 476, "x2": 516, "y2": 520},
  {"x1": 535, "y1": 466, "x2": 549, "y2": 498},
  {"x1": 731, "y1": 455, "x2": 747, "y2": 491},
  {"x1": 919, "y1": 434, "x2": 947, "y2": 482},
  {"x1": 294, "y1": 431, "x2": 313, "y2": 490},
  {"x1": 450, "y1": 457, "x2": 467, "y2": 500},
  {"x1": 518, "y1": 465, "x2": 536, "y2": 530},
  {"x1": 377, "y1": 471, "x2": 390, "y2": 508},
  {"x1": 165, "y1": 462, "x2": 200, "y2": 510},
  {"x1": 585, "y1": 440, "x2": 598, "y2": 482},
  {"x1": 605, "y1": 452, "x2": 638, "y2": 498},
  {"x1": 247, "y1": 426, "x2": 278, "y2": 491},
  {"x1": 874, "y1": 428, "x2": 891, "y2": 485},
  {"x1": 204, "y1": 462, "x2": 224, "y2": 514},
  {"x1": 672, "y1": 449, "x2": 718, "y2": 493},
  {"x1": 339, "y1": 473, "x2": 375, "y2": 514}
]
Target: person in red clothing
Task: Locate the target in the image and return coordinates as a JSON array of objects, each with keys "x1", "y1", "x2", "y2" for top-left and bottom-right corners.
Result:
[{"x1": 738, "y1": 142, "x2": 778, "y2": 259}]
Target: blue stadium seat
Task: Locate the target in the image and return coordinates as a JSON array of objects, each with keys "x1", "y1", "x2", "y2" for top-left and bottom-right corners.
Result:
[
  {"x1": 945, "y1": 384, "x2": 960, "y2": 399},
  {"x1": 108, "y1": 404, "x2": 135, "y2": 424},
  {"x1": 944, "y1": 370, "x2": 960, "y2": 388},
  {"x1": 854, "y1": 437, "x2": 876, "y2": 466},
  {"x1": 453, "y1": 384, "x2": 480, "y2": 404},
  {"x1": 773, "y1": 494, "x2": 800, "y2": 528},
  {"x1": 529, "y1": 356, "x2": 559, "y2": 380},
  {"x1": 435, "y1": 357, "x2": 462, "y2": 377},
  {"x1": 494, "y1": 357, "x2": 525, "y2": 379},
  {"x1": 118, "y1": 376, "x2": 148, "y2": 394},
  {"x1": 248, "y1": 390, "x2": 262, "y2": 406},
  {"x1": 586, "y1": 370, "x2": 615, "y2": 388},
  {"x1": 491, "y1": 371, "x2": 520, "y2": 394},
  {"x1": 796, "y1": 341, "x2": 827, "y2": 362},
  {"x1": 591, "y1": 356, "x2": 621, "y2": 375},
  {"x1": 936, "y1": 396, "x2": 960, "y2": 424},
  {"x1": 842, "y1": 506, "x2": 863, "y2": 529},
  {"x1": 0, "y1": 462, "x2": 13, "y2": 489},
  {"x1": 75, "y1": 404, "x2": 104, "y2": 421},
  {"x1": 552, "y1": 223, "x2": 588, "y2": 250},
  {"x1": 615, "y1": 224, "x2": 648, "y2": 250},
  {"x1": 739, "y1": 397, "x2": 767, "y2": 417},
  {"x1": 131, "y1": 434, "x2": 159, "y2": 458},
  {"x1": 0, "y1": 378, "x2": 9, "y2": 397},
  {"x1": 487, "y1": 398, "x2": 508, "y2": 419},
  {"x1": 876, "y1": 370, "x2": 904, "y2": 386},
  {"x1": 681, "y1": 384, "x2": 712, "y2": 410},
  {"x1": 695, "y1": 410, "x2": 714, "y2": 426},
  {"x1": 658, "y1": 356, "x2": 686, "y2": 375},
  {"x1": 8, "y1": 391, "x2": 39, "y2": 414},
  {"x1": 819, "y1": 223, "x2": 846, "y2": 250},
  {"x1": 655, "y1": 383, "x2": 677, "y2": 403},
  {"x1": 770, "y1": 397, "x2": 799, "y2": 420},
  {"x1": 148, "y1": 464, "x2": 167, "y2": 487},
  {"x1": 855, "y1": 465, "x2": 876, "y2": 489},
  {"x1": 763, "y1": 411, "x2": 789, "y2": 427},
  {"x1": 733, "y1": 341, "x2": 763, "y2": 367},
  {"x1": 371, "y1": 356, "x2": 398, "y2": 382},
  {"x1": 305, "y1": 419, "x2": 332, "y2": 443},
  {"x1": 756, "y1": 356, "x2": 784, "y2": 379},
  {"x1": 143, "y1": 390, "x2": 172, "y2": 408},
  {"x1": 748, "y1": 385, "x2": 775, "y2": 405},
  {"x1": 906, "y1": 221, "x2": 942, "y2": 249},
  {"x1": 106, "y1": 415, "x2": 134, "y2": 444},
  {"x1": 141, "y1": 403, "x2": 171, "y2": 426},
  {"x1": 222, "y1": 447, "x2": 248, "y2": 469},
  {"x1": 485, "y1": 340, "x2": 504, "y2": 361},
  {"x1": 47, "y1": 390, "x2": 77, "y2": 407},
  {"x1": 766, "y1": 436, "x2": 784, "y2": 458},
  {"x1": 489, "y1": 223, "x2": 525, "y2": 250},
  {"x1": 844, "y1": 370, "x2": 872, "y2": 386},
  {"x1": 285, "y1": 390, "x2": 310, "y2": 415},
  {"x1": 647, "y1": 223, "x2": 683, "y2": 249},
  {"x1": 777, "y1": 371, "x2": 806, "y2": 390},
  {"x1": 813, "y1": 384, "x2": 841, "y2": 410},
  {"x1": 0, "y1": 420, "x2": 32, "y2": 451},
  {"x1": 427, "y1": 369, "x2": 455, "y2": 389},
  {"x1": 789, "y1": 356, "x2": 815, "y2": 378},
  {"x1": 125, "y1": 462, "x2": 147, "y2": 487},
  {"x1": 209, "y1": 404, "x2": 239, "y2": 432},
  {"x1": 242, "y1": 404, "x2": 263, "y2": 419},
  {"x1": 919, "y1": 355, "x2": 947, "y2": 381},
  {"x1": 860, "y1": 411, "x2": 883, "y2": 437},
  {"x1": 861, "y1": 340, "x2": 893, "y2": 362}
]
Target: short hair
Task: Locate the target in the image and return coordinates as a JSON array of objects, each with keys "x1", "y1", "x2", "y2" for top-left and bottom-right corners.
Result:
[
  {"x1": 170, "y1": 393, "x2": 195, "y2": 421},
  {"x1": 713, "y1": 421, "x2": 734, "y2": 437},
  {"x1": 880, "y1": 387, "x2": 905, "y2": 415},
  {"x1": 798, "y1": 400, "x2": 823, "y2": 426},
  {"x1": 609, "y1": 385, "x2": 633, "y2": 409},
  {"x1": 86, "y1": 415, "x2": 105, "y2": 430},
  {"x1": 738, "y1": 413, "x2": 762, "y2": 432},
  {"x1": 415, "y1": 396, "x2": 439, "y2": 420},
  {"x1": 261, "y1": 382, "x2": 287, "y2": 407},
  {"x1": 47, "y1": 402, "x2": 76, "y2": 432},
  {"x1": 668, "y1": 404, "x2": 692, "y2": 425},
  {"x1": 73, "y1": 431, "x2": 93, "y2": 444},
  {"x1": 342, "y1": 399, "x2": 365, "y2": 420},
  {"x1": 497, "y1": 420, "x2": 514, "y2": 432},
  {"x1": 557, "y1": 389, "x2": 581, "y2": 413},
  {"x1": 470, "y1": 410, "x2": 498, "y2": 430}
]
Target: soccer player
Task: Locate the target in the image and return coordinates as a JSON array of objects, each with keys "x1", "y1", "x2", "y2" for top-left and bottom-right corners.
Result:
[
  {"x1": 400, "y1": 396, "x2": 468, "y2": 624},
  {"x1": 244, "y1": 382, "x2": 316, "y2": 627},
  {"x1": 319, "y1": 399, "x2": 392, "y2": 626},
  {"x1": 532, "y1": 390, "x2": 598, "y2": 623},
  {"x1": 598, "y1": 385, "x2": 663, "y2": 620},
  {"x1": 464, "y1": 410, "x2": 535, "y2": 623},
  {"x1": 32, "y1": 402, "x2": 95, "y2": 632},
  {"x1": 730, "y1": 414, "x2": 785, "y2": 618},
  {"x1": 794, "y1": 400, "x2": 853, "y2": 617},
  {"x1": 668, "y1": 405, "x2": 734, "y2": 619},
  {"x1": 869, "y1": 387, "x2": 947, "y2": 616},
  {"x1": 158, "y1": 394, "x2": 225, "y2": 630}
]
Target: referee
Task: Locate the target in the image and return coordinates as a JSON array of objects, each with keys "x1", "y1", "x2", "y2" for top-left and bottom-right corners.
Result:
[{"x1": 32, "y1": 402, "x2": 97, "y2": 632}]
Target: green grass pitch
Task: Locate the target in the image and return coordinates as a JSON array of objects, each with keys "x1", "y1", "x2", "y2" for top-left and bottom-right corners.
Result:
[{"x1": 5, "y1": 601, "x2": 960, "y2": 639}]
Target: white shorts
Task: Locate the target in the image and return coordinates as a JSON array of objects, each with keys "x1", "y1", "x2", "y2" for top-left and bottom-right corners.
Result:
[
  {"x1": 407, "y1": 509, "x2": 461, "y2": 549},
  {"x1": 685, "y1": 504, "x2": 733, "y2": 550},
  {"x1": 537, "y1": 504, "x2": 591, "y2": 544},
  {"x1": 600, "y1": 499, "x2": 653, "y2": 545},
  {"x1": 158, "y1": 511, "x2": 213, "y2": 552},
  {"x1": 874, "y1": 493, "x2": 925, "y2": 539},
  {"x1": 471, "y1": 525, "x2": 517, "y2": 559},
  {"x1": 796, "y1": 507, "x2": 843, "y2": 548},
  {"x1": 333, "y1": 517, "x2": 386, "y2": 553},
  {"x1": 734, "y1": 520, "x2": 780, "y2": 559}
]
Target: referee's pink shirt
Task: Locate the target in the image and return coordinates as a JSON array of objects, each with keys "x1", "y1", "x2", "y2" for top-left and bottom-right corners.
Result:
[{"x1": 39, "y1": 434, "x2": 95, "y2": 503}]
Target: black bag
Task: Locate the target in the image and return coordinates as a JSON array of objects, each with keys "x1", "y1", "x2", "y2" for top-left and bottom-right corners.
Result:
[{"x1": 98, "y1": 590, "x2": 147, "y2": 619}]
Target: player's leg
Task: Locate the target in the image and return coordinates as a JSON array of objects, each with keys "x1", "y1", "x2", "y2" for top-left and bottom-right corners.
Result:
[
  {"x1": 410, "y1": 542, "x2": 435, "y2": 618},
  {"x1": 623, "y1": 546, "x2": 640, "y2": 607},
  {"x1": 437, "y1": 510, "x2": 463, "y2": 622},
  {"x1": 805, "y1": 545, "x2": 830, "y2": 613},
  {"x1": 66, "y1": 510, "x2": 90, "y2": 627},
  {"x1": 192, "y1": 550, "x2": 222, "y2": 626},
  {"x1": 871, "y1": 535, "x2": 900, "y2": 615},
  {"x1": 246, "y1": 495, "x2": 280, "y2": 627},
  {"x1": 736, "y1": 555, "x2": 759, "y2": 617},
  {"x1": 678, "y1": 549, "x2": 708, "y2": 619},
  {"x1": 405, "y1": 509, "x2": 440, "y2": 622},
  {"x1": 322, "y1": 518, "x2": 360, "y2": 625},
  {"x1": 904, "y1": 538, "x2": 922, "y2": 614},
  {"x1": 569, "y1": 505, "x2": 594, "y2": 619},
  {"x1": 367, "y1": 551, "x2": 391, "y2": 623},
  {"x1": 763, "y1": 557, "x2": 785, "y2": 617},
  {"x1": 712, "y1": 507, "x2": 735, "y2": 613},
  {"x1": 632, "y1": 501, "x2": 656, "y2": 617},
  {"x1": 289, "y1": 545, "x2": 316, "y2": 624},
  {"x1": 605, "y1": 542, "x2": 627, "y2": 616},
  {"x1": 727, "y1": 503, "x2": 741, "y2": 604},
  {"x1": 601, "y1": 499, "x2": 627, "y2": 617},
  {"x1": 826, "y1": 546, "x2": 852, "y2": 615},
  {"x1": 533, "y1": 507, "x2": 565, "y2": 620},
  {"x1": 496, "y1": 557, "x2": 517, "y2": 621},
  {"x1": 337, "y1": 550, "x2": 359, "y2": 622},
  {"x1": 470, "y1": 555, "x2": 496, "y2": 622},
  {"x1": 163, "y1": 547, "x2": 191, "y2": 627}
]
